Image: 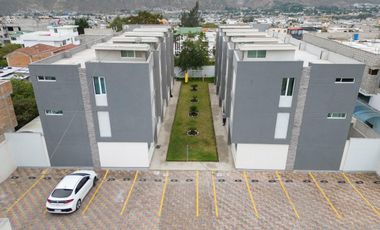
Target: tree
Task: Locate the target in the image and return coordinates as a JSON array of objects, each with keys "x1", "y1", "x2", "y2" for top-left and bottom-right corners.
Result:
[
  {"x1": 175, "y1": 32, "x2": 209, "y2": 71},
  {"x1": 201, "y1": 22, "x2": 217, "y2": 28},
  {"x1": 75, "y1": 18, "x2": 90, "y2": 35},
  {"x1": 109, "y1": 11, "x2": 163, "y2": 32},
  {"x1": 10, "y1": 79, "x2": 39, "y2": 130},
  {"x1": 180, "y1": 1, "x2": 202, "y2": 27}
]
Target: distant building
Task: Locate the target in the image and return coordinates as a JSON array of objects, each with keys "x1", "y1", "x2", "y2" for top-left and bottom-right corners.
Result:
[
  {"x1": 6, "y1": 43, "x2": 76, "y2": 67},
  {"x1": 173, "y1": 27, "x2": 216, "y2": 58},
  {"x1": 17, "y1": 25, "x2": 80, "y2": 47},
  {"x1": 0, "y1": 80, "x2": 17, "y2": 142}
]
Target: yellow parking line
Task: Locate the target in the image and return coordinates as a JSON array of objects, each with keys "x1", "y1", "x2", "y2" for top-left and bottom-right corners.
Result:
[
  {"x1": 7, "y1": 169, "x2": 49, "y2": 213},
  {"x1": 342, "y1": 173, "x2": 380, "y2": 217},
  {"x1": 309, "y1": 172, "x2": 342, "y2": 219},
  {"x1": 243, "y1": 171, "x2": 259, "y2": 218},
  {"x1": 158, "y1": 171, "x2": 169, "y2": 217},
  {"x1": 120, "y1": 171, "x2": 139, "y2": 215},
  {"x1": 276, "y1": 171, "x2": 300, "y2": 219},
  {"x1": 82, "y1": 169, "x2": 109, "y2": 215},
  {"x1": 196, "y1": 171, "x2": 199, "y2": 217},
  {"x1": 211, "y1": 171, "x2": 219, "y2": 218}
]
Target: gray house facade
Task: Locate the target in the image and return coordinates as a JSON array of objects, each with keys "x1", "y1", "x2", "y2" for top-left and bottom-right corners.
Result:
[
  {"x1": 29, "y1": 26, "x2": 174, "y2": 168},
  {"x1": 215, "y1": 25, "x2": 365, "y2": 170}
]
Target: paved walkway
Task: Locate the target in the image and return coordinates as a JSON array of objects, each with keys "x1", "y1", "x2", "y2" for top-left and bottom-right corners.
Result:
[
  {"x1": 2, "y1": 168, "x2": 380, "y2": 229},
  {"x1": 150, "y1": 80, "x2": 233, "y2": 171}
]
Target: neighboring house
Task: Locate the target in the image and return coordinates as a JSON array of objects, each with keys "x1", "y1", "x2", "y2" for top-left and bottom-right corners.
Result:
[
  {"x1": 28, "y1": 25, "x2": 174, "y2": 168},
  {"x1": 215, "y1": 25, "x2": 365, "y2": 171},
  {"x1": 0, "y1": 80, "x2": 17, "y2": 142},
  {"x1": 17, "y1": 25, "x2": 80, "y2": 47},
  {"x1": 6, "y1": 43, "x2": 76, "y2": 67},
  {"x1": 173, "y1": 27, "x2": 216, "y2": 58}
]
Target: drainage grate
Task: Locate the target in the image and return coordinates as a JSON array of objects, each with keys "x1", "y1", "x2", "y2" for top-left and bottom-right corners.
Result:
[
  {"x1": 186, "y1": 179, "x2": 193, "y2": 182},
  {"x1": 355, "y1": 181, "x2": 364, "y2": 184},
  {"x1": 320, "y1": 180, "x2": 328, "y2": 183},
  {"x1": 234, "y1": 179, "x2": 242, "y2": 182},
  {"x1": 251, "y1": 179, "x2": 259, "y2": 183},
  {"x1": 123, "y1": 178, "x2": 130, "y2": 181},
  {"x1": 28, "y1": 176, "x2": 36, "y2": 180},
  {"x1": 337, "y1": 181, "x2": 346, "y2": 184},
  {"x1": 44, "y1": 177, "x2": 51, "y2": 180},
  {"x1": 139, "y1": 178, "x2": 146, "y2": 182},
  {"x1": 10, "y1": 176, "x2": 19, "y2": 179},
  {"x1": 156, "y1": 145, "x2": 161, "y2": 149},
  {"x1": 285, "y1": 179, "x2": 293, "y2": 183},
  {"x1": 374, "y1": 181, "x2": 380, "y2": 184},
  {"x1": 303, "y1": 179, "x2": 311, "y2": 183},
  {"x1": 268, "y1": 180, "x2": 277, "y2": 183},
  {"x1": 154, "y1": 179, "x2": 162, "y2": 182},
  {"x1": 107, "y1": 178, "x2": 115, "y2": 181},
  {"x1": 218, "y1": 179, "x2": 225, "y2": 182},
  {"x1": 171, "y1": 179, "x2": 178, "y2": 182}
]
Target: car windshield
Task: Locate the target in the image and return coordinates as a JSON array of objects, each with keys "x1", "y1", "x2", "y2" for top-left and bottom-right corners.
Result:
[{"x1": 51, "y1": 189, "x2": 73, "y2": 198}]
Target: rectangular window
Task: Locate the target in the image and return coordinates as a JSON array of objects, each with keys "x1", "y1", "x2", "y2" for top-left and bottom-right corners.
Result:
[
  {"x1": 45, "y1": 110, "x2": 63, "y2": 116},
  {"x1": 97, "y1": 111, "x2": 112, "y2": 137},
  {"x1": 37, "y1": 76, "x2": 56, "y2": 82},
  {"x1": 121, "y1": 50, "x2": 135, "y2": 58},
  {"x1": 93, "y1": 76, "x2": 106, "y2": 95},
  {"x1": 280, "y1": 78, "x2": 295, "y2": 96},
  {"x1": 274, "y1": 113, "x2": 290, "y2": 139},
  {"x1": 335, "y1": 78, "x2": 354, "y2": 83},
  {"x1": 327, "y1": 112, "x2": 346, "y2": 119},
  {"x1": 247, "y1": 50, "x2": 266, "y2": 58},
  {"x1": 368, "y1": 69, "x2": 379, "y2": 75}
]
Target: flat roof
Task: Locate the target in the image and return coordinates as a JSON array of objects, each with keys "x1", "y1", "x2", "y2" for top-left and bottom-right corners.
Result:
[
  {"x1": 112, "y1": 36, "x2": 159, "y2": 43},
  {"x1": 338, "y1": 40, "x2": 380, "y2": 55},
  {"x1": 222, "y1": 29, "x2": 259, "y2": 33},
  {"x1": 123, "y1": 31, "x2": 165, "y2": 38},
  {"x1": 53, "y1": 48, "x2": 96, "y2": 67},
  {"x1": 133, "y1": 27, "x2": 169, "y2": 33},
  {"x1": 225, "y1": 32, "x2": 267, "y2": 37},
  {"x1": 93, "y1": 43, "x2": 151, "y2": 51},
  {"x1": 231, "y1": 37, "x2": 279, "y2": 43},
  {"x1": 219, "y1": 25, "x2": 251, "y2": 29},
  {"x1": 20, "y1": 31, "x2": 75, "y2": 41},
  {"x1": 238, "y1": 44, "x2": 296, "y2": 51}
]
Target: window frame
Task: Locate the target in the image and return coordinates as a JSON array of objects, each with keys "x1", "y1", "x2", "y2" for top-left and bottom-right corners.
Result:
[
  {"x1": 335, "y1": 78, "x2": 355, "y2": 83},
  {"x1": 121, "y1": 50, "x2": 136, "y2": 58},
  {"x1": 93, "y1": 76, "x2": 107, "y2": 95},
  {"x1": 247, "y1": 50, "x2": 267, "y2": 58},
  {"x1": 45, "y1": 110, "x2": 63, "y2": 116},
  {"x1": 280, "y1": 77, "x2": 295, "y2": 96},
  {"x1": 37, "y1": 76, "x2": 56, "y2": 82},
  {"x1": 327, "y1": 112, "x2": 346, "y2": 119}
]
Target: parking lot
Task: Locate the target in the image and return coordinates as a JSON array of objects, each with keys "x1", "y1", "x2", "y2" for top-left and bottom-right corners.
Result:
[{"x1": 1, "y1": 168, "x2": 380, "y2": 229}]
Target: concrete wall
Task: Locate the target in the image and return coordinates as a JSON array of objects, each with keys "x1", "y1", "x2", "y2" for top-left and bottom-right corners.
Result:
[
  {"x1": 29, "y1": 64, "x2": 93, "y2": 167},
  {"x1": 231, "y1": 61, "x2": 303, "y2": 144},
  {"x1": 0, "y1": 140, "x2": 16, "y2": 183},
  {"x1": 175, "y1": 66, "x2": 215, "y2": 78},
  {"x1": 5, "y1": 132, "x2": 50, "y2": 167},
  {"x1": 294, "y1": 63, "x2": 365, "y2": 170},
  {"x1": 340, "y1": 138, "x2": 380, "y2": 171}
]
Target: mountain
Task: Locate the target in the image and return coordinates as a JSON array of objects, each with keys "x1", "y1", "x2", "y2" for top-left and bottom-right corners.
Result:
[{"x1": 0, "y1": 0, "x2": 378, "y2": 15}]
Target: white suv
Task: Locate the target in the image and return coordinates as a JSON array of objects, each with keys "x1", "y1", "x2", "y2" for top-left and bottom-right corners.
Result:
[{"x1": 46, "y1": 170, "x2": 98, "y2": 213}]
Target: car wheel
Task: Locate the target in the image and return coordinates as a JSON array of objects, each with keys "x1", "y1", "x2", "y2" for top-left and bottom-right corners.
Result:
[
  {"x1": 93, "y1": 177, "x2": 98, "y2": 187},
  {"x1": 76, "y1": 199, "x2": 81, "y2": 211}
]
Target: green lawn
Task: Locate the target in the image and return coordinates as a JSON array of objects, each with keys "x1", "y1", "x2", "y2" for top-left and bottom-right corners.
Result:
[{"x1": 166, "y1": 79, "x2": 218, "y2": 161}]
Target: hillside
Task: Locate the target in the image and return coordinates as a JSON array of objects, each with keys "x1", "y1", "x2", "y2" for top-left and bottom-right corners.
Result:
[{"x1": 0, "y1": 0, "x2": 378, "y2": 15}]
